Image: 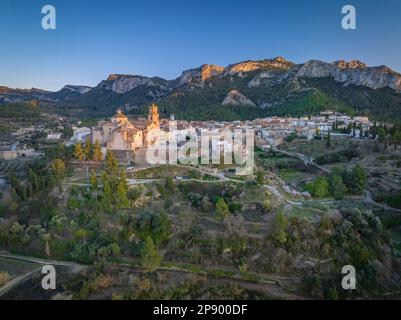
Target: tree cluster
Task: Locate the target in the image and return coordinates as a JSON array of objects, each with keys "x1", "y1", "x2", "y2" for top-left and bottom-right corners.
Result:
[
  {"x1": 73, "y1": 139, "x2": 103, "y2": 161},
  {"x1": 304, "y1": 164, "x2": 367, "y2": 199}
]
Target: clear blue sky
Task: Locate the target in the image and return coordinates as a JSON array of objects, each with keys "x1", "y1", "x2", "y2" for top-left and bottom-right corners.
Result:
[{"x1": 1, "y1": 0, "x2": 400, "y2": 91}]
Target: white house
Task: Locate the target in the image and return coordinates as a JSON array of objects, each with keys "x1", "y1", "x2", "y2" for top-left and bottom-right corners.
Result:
[
  {"x1": 46, "y1": 132, "x2": 63, "y2": 140},
  {"x1": 72, "y1": 127, "x2": 91, "y2": 142}
]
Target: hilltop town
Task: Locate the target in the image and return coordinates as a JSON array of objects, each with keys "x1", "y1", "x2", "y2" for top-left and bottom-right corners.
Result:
[
  {"x1": 1, "y1": 100, "x2": 401, "y2": 299},
  {"x1": 0, "y1": 104, "x2": 379, "y2": 165},
  {"x1": 2, "y1": 0, "x2": 401, "y2": 308}
]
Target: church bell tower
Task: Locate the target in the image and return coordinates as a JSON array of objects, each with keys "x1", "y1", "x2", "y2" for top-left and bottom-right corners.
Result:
[{"x1": 148, "y1": 103, "x2": 160, "y2": 128}]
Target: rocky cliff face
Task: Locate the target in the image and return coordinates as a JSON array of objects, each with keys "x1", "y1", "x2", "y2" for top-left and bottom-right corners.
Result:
[
  {"x1": 101, "y1": 74, "x2": 171, "y2": 94},
  {"x1": 294, "y1": 60, "x2": 401, "y2": 91},
  {"x1": 178, "y1": 57, "x2": 294, "y2": 87},
  {"x1": 179, "y1": 68, "x2": 202, "y2": 87},
  {"x1": 201, "y1": 64, "x2": 225, "y2": 81},
  {"x1": 225, "y1": 57, "x2": 294, "y2": 75},
  {"x1": 179, "y1": 64, "x2": 225, "y2": 87},
  {"x1": 334, "y1": 60, "x2": 367, "y2": 70},
  {"x1": 222, "y1": 90, "x2": 256, "y2": 107},
  {"x1": 248, "y1": 70, "x2": 292, "y2": 88},
  {"x1": 62, "y1": 85, "x2": 92, "y2": 94},
  {"x1": 296, "y1": 60, "x2": 337, "y2": 78},
  {"x1": 334, "y1": 65, "x2": 401, "y2": 91},
  {"x1": 176, "y1": 57, "x2": 401, "y2": 92}
]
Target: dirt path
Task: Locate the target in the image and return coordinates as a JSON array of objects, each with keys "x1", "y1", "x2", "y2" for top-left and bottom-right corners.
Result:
[
  {"x1": 0, "y1": 251, "x2": 86, "y2": 297},
  {"x1": 364, "y1": 189, "x2": 401, "y2": 213},
  {"x1": 274, "y1": 148, "x2": 401, "y2": 212},
  {"x1": 0, "y1": 266, "x2": 42, "y2": 297},
  {"x1": 273, "y1": 148, "x2": 330, "y2": 173},
  {"x1": 113, "y1": 263, "x2": 305, "y2": 300},
  {"x1": 0, "y1": 252, "x2": 85, "y2": 273}
]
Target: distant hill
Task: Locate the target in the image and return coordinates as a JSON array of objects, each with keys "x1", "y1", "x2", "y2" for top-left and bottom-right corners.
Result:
[{"x1": 1, "y1": 57, "x2": 401, "y2": 121}]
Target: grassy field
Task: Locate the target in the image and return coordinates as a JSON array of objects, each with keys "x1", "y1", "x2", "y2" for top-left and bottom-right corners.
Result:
[
  {"x1": 278, "y1": 168, "x2": 311, "y2": 183},
  {"x1": 130, "y1": 165, "x2": 202, "y2": 179}
]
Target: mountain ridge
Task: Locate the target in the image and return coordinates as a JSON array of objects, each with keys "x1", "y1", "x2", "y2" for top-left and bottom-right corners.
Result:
[
  {"x1": 2, "y1": 57, "x2": 401, "y2": 96},
  {"x1": 1, "y1": 57, "x2": 401, "y2": 121}
]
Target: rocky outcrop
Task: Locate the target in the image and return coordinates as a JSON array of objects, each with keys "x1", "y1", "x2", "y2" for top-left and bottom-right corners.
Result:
[
  {"x1": 334, "y1": 60, "x2": 367, "y2": 70},
  {"x1": 226, "y1": 61, "x2": 270, "y2": 74},
  {"x1": 102, "y1": 74, "x2": 170, "y2": 94},
  {"x1": 201, "y1": 64, "x2": 225, "y2": 81},
  {"x1": 296, "y1": 60, "x2": 337, "y2": 78},
  {"x1": 179, "y1": 57, "x2": 294, "y2": 87},
  {"x1": 62, "y1": 85, "x2": 92, "y2": 94},
  {"x1": 222, "y1": 90, "x2": 256, "y2": 107},
  {"x1": 0, "y1": 86, "x2": 51, "y2": 104},
  {"x1": 225, "y1": 57, "x2": 294, "y2": 75},
  {"x1": 179, "y1": 68, "x2": 202, "y2": 86},
  {"x1": 333, "y1": 65, "x2": 401, "y2": 91},
  {"x1": 295, "y1": 60, "x2": 401, "y2": 91},
  {"x1": 179, "y1": 64, "x2": 224, "y2": 86},
  {"x1": 248, "y1": 70, "x2": 291, "y2": 88},
  {"x1": 177, "y1": 57, "x2": 401, "y2": 92}
]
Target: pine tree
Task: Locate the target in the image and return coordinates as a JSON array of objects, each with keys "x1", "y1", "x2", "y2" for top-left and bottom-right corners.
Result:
[
  {"x1": 328, "y1": 174, "x2": 347, "y2": 200},
  {"x1": 105, "y1": 150, "x2": 119, "y2": 190},
  {"x1": 256, "y1": 171, "x2": 265, "y2": 184},
  {"x1": 73, "y1": 142, "x2": 85, "y2": 161},
  {"x1": 90, "y1": 169, "x2": 98, "y2": 192},
  {"x1": 51, "y1": 159, "x2": 65, "y2": 181},
  {"x1": 93, "y1": 140, "x2": 103, "y2": 161},
  {"x1": 8, "y1": 188, "x2": 19, "y2": 213},
  {"x1": 351, "y1": 164, "x2": 367, "y2": 193},
  {"x1": 377, "y1": 127, "x2": 386, "y2": 144},
  {"x1": 9, "y1": 172, "x2": 19, "y2": 190},
  {"x1": 116, "y1": 181, "x2": 129, "y2": 209},
  {"x1": 394, "y1": 131, "x2": 401, "y2": 150},
  {"x1": 105, "y1": 150, "x2": 118, "y2": 174},
  {"x1": 271, "y1": 212, "x2": 289, "y2": 245},
  {"x1": 84, "y1": 139, "x2": 92, "y2": 161},
  {"x1": 116, "y1": 168, "x2": 129, "y2": 208},
  {"x1": 215, "y1": 197, "x2": 230, "y2": 221},
  {"x1": 102, "y1": 178, "x2": 113, "y2": 213},
  {"x1": 312, "y1": 177, "x2": 329, "y2": 198},
  {"x1": 20, "y1": 185, "x2": 28, "y2": 201},
  {"x1": 165, "y1": 177, "x2": 175, "y2": 192},
  {"x1": 326, "y1": 131, "x2": 331, "y2": 148},
  {"x1": 42, "y1": 233, "x2": 51, "y2": 258},
  {"x1": 28, "y1": 184, "x2": 34, "y2": 198},
  {"x1": 140, "y1": 236, "x2": 161, "y2": 271}
]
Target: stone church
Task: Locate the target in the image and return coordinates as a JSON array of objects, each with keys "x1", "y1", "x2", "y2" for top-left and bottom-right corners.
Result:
[{"x1": 91, "y1": 103, "x2": 161, "y2": 160}]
